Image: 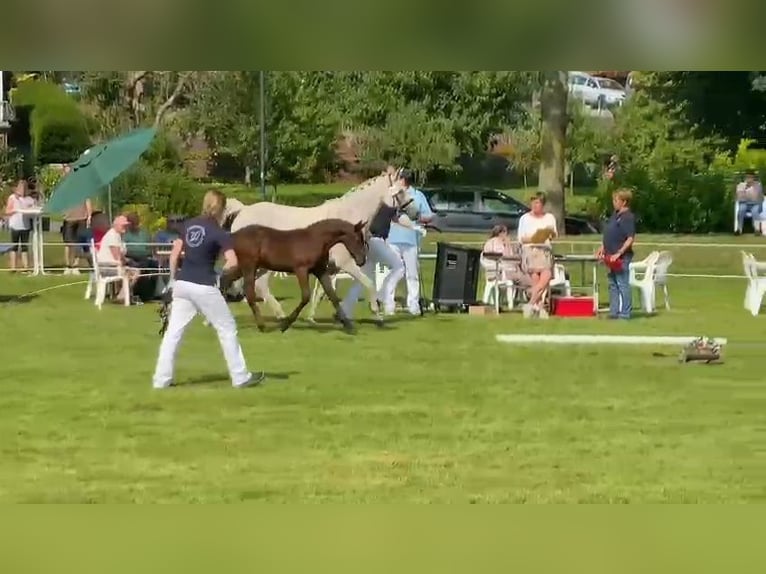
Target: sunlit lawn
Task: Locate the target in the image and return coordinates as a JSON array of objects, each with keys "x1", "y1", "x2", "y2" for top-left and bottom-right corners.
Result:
[{"x1": 1, "y1": 231, "x2": 765, "y2": 502}]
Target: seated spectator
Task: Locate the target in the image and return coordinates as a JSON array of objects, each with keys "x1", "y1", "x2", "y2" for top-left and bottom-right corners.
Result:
[
  {"x1": 735, "y1": 170, "x2": 763, "y2": 235},
  {"x1": 124, "y1": 212, "x2": 161, "y2": 301},
  {"x1": 517, "y1": 192, "x2": 558, "y2": 319},
  {"x1": 153, "y1": 216, "x2": 183, "y2": 270},
  {"x1": 123, "y1": 212, "x2": 154, "y2": 267},
  {"x1": 90, "y1": 211, "x2": 110, "y2": 250},
  {"x1": 96, "y1": 215, "x2": 139, "y2": 300},
  {"x1": 481, "y1": 224, "x2": 532, "y2": 291}
]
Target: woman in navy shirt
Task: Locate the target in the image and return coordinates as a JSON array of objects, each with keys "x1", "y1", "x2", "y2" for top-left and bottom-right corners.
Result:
[
  {"x1": 152, "y1": 190, "x2": 262, "y2": 389},
  {"x1": 596, "y1": 188, "x2": 636, "y2": 319}
]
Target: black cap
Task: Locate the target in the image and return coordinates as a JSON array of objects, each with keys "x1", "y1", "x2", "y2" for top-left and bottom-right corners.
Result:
[{"x1": 398, "y1": 168, "x2": 414, "y2": 185}]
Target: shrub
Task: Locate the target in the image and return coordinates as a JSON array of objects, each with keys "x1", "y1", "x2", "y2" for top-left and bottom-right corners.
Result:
[
  {"x1": 595, "y1": 94, "x2": 731, "y2": 233},
  {"x1": 0, "y1": 146, "x2": 24, "y2": 185},
  {"x1": 11, "y1": 81, "x2": 91, "y2": 165},
  {"x1": 32, "y1": 106, "x2": 91, "y2": 164},
  {"x1": 110, "y1": 161, "x2": 204, "y2": 219}
]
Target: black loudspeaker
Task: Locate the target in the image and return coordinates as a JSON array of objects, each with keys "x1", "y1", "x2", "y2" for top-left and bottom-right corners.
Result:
[{"x1": 432, "y1": 242, "x2": 482, "y2": 310}]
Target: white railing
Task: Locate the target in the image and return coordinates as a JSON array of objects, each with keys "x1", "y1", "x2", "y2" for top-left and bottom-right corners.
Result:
[
  {"x1": 0, "y1": 101, "x2": 15, "y2": 125},
  {"x1": 0, "y1": 239, "x2": 753, "y2": 280}
]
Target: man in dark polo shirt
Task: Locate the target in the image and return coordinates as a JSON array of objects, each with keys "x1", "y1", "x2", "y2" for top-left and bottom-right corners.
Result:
[{"x1": 596, "y1": 188, "x2": 636, "y2": 319}]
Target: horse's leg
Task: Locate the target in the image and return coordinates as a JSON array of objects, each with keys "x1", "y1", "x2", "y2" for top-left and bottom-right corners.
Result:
[
  {"x1": 306, "y1": 274, "x2": 329, "y2": 323},
  {"x1": 339, "y1": 260, "x2": 383, "y2": 326},
  {"x1": 280, "y1": 268, "x2": 311, "y2": 333},
  {"x1": 318, "y1": 271, "x2": 355, "y2": 333},
  {"x1": 219, "y1": 265, "x2": 242, "y2": 296},
  {"x1": 255, "y1": 271, "x2": 286, "y2": 319},
  {"x1": 242, "y1": 266, "x2": 266, "y2": 332}
]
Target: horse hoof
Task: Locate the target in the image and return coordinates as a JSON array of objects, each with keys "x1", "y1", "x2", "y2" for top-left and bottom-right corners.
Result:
[
  {"x1": 279, "y1": 321, "x2": 291, "y2": 333},
  {"x1": 257, "y1": 324, "x2": 266, "y2": 333},
  {"x1": 342, "y1": 321, "x2": 355, "y2": 334},
  {"x1": 374, "y1": 318, "x2": 385, "y2": 328}
]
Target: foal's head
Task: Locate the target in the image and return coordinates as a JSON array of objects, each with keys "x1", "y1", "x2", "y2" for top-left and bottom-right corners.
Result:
[
  {"x1": 340, "y1": 220, "x2": 368, "y2": 267},
  {"x1": 318, "y1": 219, "x2": 367, "y2": 267}
]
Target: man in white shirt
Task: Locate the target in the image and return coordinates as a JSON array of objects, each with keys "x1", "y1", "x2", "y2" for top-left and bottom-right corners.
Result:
[
  {"x1": 97, "y1": 214, "x2": 139, "y2": 287},
  {"x1": 382, "y1": 169, "x2": 434, "y2": 316}
]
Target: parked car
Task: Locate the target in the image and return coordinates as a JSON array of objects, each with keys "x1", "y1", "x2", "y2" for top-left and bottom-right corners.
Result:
[
  {"x1": 568, "y1": 72, "x2": 626, "y2": 108},
  {"x1": 420, "y1": 186, "x2": 600, "y2": 235},
  {"x1": 62, "y1": 82, "x2": 81, "y2": 96}
]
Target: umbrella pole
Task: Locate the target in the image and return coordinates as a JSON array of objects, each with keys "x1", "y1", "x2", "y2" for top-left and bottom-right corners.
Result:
[{"x1": 107, "y1": 184, "x2": 113, "y2": 221}]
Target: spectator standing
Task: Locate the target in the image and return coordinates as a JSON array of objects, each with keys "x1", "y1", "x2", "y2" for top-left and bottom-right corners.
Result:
[
  {"x1": 596, "y1": 189, "x2": 636, "y2": 320},
  {"x1": 4, "y1": 179, "x2": 36, "y2": 272}
]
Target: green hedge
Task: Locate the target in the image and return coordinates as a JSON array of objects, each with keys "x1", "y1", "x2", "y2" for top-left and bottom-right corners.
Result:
[
  {"x1": 11, "y1": 81, "x2": 91, "y2": 165},
  {"x1": 111, "y1": 161, "x2": 205, "y2": 218},
  {"x1": 596, "y1": 138, "x2": 766, "y2": 234}
]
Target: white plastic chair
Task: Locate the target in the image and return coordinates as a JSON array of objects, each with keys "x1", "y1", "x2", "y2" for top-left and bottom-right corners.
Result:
[
  {"x1": 652, "y1": 250, "x2": 674, "y2": 310},
  {"x1": 309, "y1": 271, "x2": 353, "y2": 311},
  {"x1": 629, "y1": 251, "x2": 661, "y2": 313},
  {"x1": 549, "y1": 263, "x2": 572, "y2": 297},
  {"x1": 734, "y1": 201, "x2": 765, "y2": 233},
  {"x1": 85, "y1": 240, "x2": 131, "y2": 309},
  {"x1": 742, "y1": 251, "x2": 766, "y2": 316},
  {"x1": 480, "y1": 256, "x2": 518, "y2": 310}
]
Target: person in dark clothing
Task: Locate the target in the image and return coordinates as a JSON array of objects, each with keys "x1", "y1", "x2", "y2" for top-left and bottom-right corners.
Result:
[
  {"x1": 339, "y1": 201, "x2": 404, "y2": 319},
  {"x1": 596, "y1": 188, "x2": 636, "y2": 319},
  {"x1": 152, "y1": 190, "x2": 262, "y2": 389}
]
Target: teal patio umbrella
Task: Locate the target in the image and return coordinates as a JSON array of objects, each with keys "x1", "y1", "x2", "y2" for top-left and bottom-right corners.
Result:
[{"x1": 44, "y1": 126, "x2": 157, "y2": 215}]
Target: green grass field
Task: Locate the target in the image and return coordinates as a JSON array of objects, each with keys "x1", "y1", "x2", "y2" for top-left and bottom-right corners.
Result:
[{"x1": 1, "y1": 232, "x2": 766, "y2": 502}]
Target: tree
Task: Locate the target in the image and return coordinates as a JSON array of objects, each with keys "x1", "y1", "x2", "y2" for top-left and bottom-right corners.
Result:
[
  {"x1": 641, "y1": 71, "x2": 766, "y2": 149},
  {"x1": 566, "y1": 100, "x2": 611, "y2": 194},
  {"x1": 79, "y1": 71, "x2": 194, "y2": 137},
  {"x1": 493, "y1": 117, "x2": 541, "y2": 189},
  {"x1": 538, "y1": 71, "x2": 568, "y2": 233},
  {"x1": 357, "y1": 101, "x2": 459, "y2": 183},
  {"x1": 185, "y1": 71, "x2": 262, "y2": 185}
]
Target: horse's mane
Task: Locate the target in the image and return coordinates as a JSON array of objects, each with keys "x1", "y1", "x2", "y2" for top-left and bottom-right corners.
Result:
[{"x1": 335, "y1": 173, "x2": 385, "y2": 201}]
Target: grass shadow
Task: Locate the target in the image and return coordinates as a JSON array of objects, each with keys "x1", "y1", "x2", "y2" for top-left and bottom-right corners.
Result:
[
  {"x1": 183, "y1": 371, "x2": 297, "y2": 386},
  {"x1": 0, "y1": 294, "x2": 40, "y2": 304}
]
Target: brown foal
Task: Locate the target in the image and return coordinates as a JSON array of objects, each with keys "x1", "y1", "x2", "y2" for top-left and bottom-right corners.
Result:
[{"x1": 221, "y1": 219, "x2": 367, "y2": 333}]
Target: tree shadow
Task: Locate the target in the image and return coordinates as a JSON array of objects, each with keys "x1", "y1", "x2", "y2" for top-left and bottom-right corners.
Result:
[
  {"x1": 0, "y1": 294, "x2": 39, "y2": 304},
  {"x1": 182, "y1": 371, "x2": 297, "y2": 386}
]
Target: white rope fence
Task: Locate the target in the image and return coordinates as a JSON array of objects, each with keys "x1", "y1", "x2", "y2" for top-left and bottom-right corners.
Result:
[{"x1": 0, "y1": 239, "x2": 758, "y2": 280}]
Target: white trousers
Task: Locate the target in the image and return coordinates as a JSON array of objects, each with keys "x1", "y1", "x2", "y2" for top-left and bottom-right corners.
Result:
[
  {"x1": 383, "y1": 243, "x2": 421, "y2": 315},
  {"x1": 152, "y1": 280, "x2": 251, "y2": 388},
  {"x1": 341, "y1": 237, "x2": 403, "y2": 318}
]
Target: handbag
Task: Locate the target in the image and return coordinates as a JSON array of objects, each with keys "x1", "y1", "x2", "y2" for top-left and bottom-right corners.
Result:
[{"x1": 601, "y1": 254, "x2": 623, "y2": 272}]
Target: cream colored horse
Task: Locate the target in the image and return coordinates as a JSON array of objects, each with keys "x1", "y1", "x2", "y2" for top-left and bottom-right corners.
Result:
[{"x1": 223, "y1": 169, "x2": 417, "y2": 323}]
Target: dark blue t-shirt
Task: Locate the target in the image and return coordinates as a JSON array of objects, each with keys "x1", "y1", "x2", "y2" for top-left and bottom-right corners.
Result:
[
  {"x1": 176, "y1": 216, "x2": 232, "y2": 286},
  {"x1": 369, "y1": 204, "x2": 399, "y2": 239},
  {"x1": 603, "y1": 209, "x2": 636, "y2": 256}
]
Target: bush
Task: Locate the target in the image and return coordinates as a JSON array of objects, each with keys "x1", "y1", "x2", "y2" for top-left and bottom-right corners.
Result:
[
  {"x1": 110, "y1": 161, "x2": 204, "y2": 219},
  {"x1": 11, "y1": 81, "x2": 91, "y2": 165},
  {"x1": 596, "y1": 94, "x2": 732, "y2": 233},
  {"x1": 31, "y1": 105, "x2": 91, "y2": 164},
  {"x1": 0, "y1": 146, "x2": 24, "y2": 185}
]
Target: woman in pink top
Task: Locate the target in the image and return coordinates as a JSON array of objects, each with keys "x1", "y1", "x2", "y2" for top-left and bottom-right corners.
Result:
[{"x1": 482, "y1": 225, "x2": 530, "y2": 287}]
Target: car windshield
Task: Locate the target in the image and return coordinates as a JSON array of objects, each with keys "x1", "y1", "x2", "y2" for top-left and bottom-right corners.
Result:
[
  {"x1": 597, "y1": 78, "x2": 624, "y2": 90},
  {"x1": 480, "y1": 191, "x2": 526, "y2": 214},
  {"x1": 427, "y1": 190, "x2": 473, "y2": 211}
]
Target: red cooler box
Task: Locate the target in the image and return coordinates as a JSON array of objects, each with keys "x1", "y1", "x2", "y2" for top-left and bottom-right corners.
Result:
[{"x1": 551, "y1": 296, "x2": 596, "y2": 317}]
